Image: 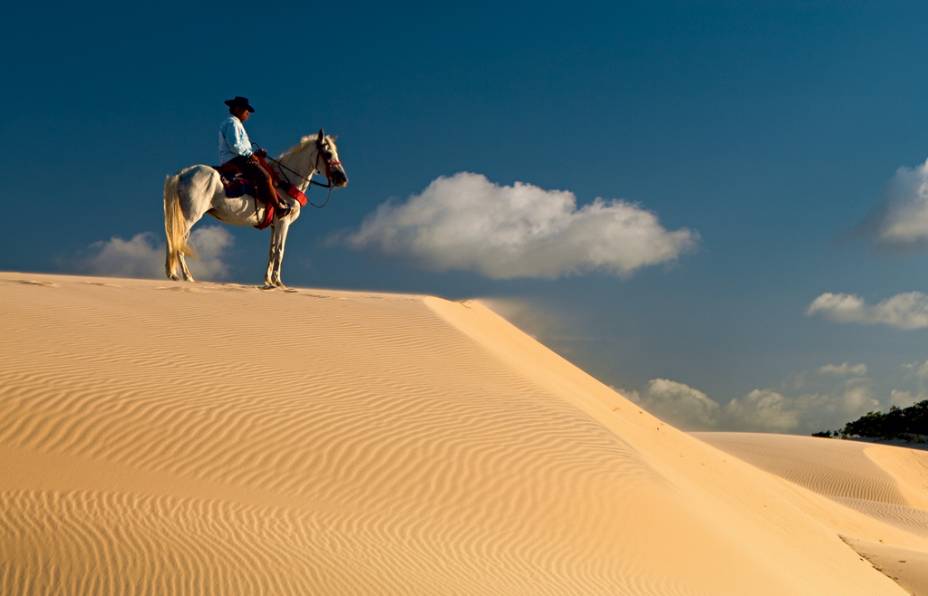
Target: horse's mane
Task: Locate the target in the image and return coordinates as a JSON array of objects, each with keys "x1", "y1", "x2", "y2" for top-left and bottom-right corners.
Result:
[{"x1": 279, "y1": 133, "x2": 336, "y2": 159}]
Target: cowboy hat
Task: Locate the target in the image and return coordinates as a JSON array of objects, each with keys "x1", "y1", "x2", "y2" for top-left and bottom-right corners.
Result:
[{"x1": 224, "y1": 96, "x2": 255, "y2": 112}]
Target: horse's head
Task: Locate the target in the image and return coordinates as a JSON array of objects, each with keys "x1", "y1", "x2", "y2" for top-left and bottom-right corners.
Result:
[{"x1": 316, "y1": 128, "x2": 348, "y2": 188}]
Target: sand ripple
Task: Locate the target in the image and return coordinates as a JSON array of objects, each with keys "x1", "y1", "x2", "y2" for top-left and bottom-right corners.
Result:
[{"x1": 0, "y1": 273, "x2": 918, "y2": 595}]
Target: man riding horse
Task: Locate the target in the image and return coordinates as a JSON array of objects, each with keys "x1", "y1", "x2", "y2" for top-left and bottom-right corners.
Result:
[
  {"x1": 217, "y1": 96, "x2": 290, "y2": 215},
  {"x1": 163, "y1": 100, "x2": 348, "y2": 286}
]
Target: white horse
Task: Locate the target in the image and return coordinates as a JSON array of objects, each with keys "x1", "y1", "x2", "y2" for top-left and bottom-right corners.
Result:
[{"x1": 162, "y1": 130, "x2": 348, "y2": 287}]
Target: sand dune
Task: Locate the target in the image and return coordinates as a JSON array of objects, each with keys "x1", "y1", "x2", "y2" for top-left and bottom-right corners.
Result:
[
  {"x1": 845, "y1": 537, "x2": 928, "y2": 596},
  {"x1": 1, "y1": 273, "x2": 925, "y2": 594},
  {"x1": 694, "y1": 433, "x2": 928, "y2": 533},
  {"x1": 697, "y1": 432, "x2": 928, "y2": 592}
]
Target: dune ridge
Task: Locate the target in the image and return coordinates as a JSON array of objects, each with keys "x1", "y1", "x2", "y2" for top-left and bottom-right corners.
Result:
[{"x1": 0, "y1": 273, "x2": 923, "y2": 594}]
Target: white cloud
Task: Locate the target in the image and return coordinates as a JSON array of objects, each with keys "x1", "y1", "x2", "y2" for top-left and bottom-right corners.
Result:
[
  {"x1": 344, "y1": 172, "x2": 697, "y2": 279},
  {"x1": 916, "y1": 361, "x2": 928, "y2": 380},
  {"x1": 724, "y1": 380, "x2": 881, "y2": 433},
  {"x1": 625, "y1": 377, "x2": 881, "y2": 433},
  {"x1": 82, "y1": 227, "x2": 233, "y2": 280},
  {"x1": 83, "y1": 233, "x2": 164, "y2": 279},
  {"x1": 806, "y1": 293, "x2": 866, "y2": 322},
  {"x1": 723, "y1": 389, "x2": 800, "y2": 433},
  {"x1": 807, "y1": 291, "x2": 928, "y2": 330},
  {"x1": 626, "y1": 378, "x2": 720, "y2": 430},
  {"x1": 818, "y1": 362, "x2": 868, "y2": 376},
  {"x1": 187, "y1": 227, "x2": 235, "y2": 279},
  {"x1": 901, "y1": 360, "x2": 928, "y2": 380},
  {"x1": 889, "y1": 389, "x2": 925, "y2": 408},
  {"x1": 872, "y1": 159, "x2": 928, "y2": 245}
]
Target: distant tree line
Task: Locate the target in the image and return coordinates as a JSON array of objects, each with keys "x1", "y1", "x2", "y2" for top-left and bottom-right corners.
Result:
[{"x1": 813, "y1": 400, "x2": 928, "y2": 443}]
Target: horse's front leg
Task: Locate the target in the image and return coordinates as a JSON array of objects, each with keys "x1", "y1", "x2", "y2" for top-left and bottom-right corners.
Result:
[
  {"x1": 264, "y1": 224, "x2": 281, "y2": 288},
  {"x1": 271, "y1": 219, "x2": 292, "y2": 287}
]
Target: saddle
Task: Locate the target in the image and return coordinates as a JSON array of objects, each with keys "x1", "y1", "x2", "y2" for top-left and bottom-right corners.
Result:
[
  {"x1": 212, "y1": 161, "x2": 255, "y2": 199},
  {"x1": 212, "y1": 158, "x2": 308, "y2": 229}
]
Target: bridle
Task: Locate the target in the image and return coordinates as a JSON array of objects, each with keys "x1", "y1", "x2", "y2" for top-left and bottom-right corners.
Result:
[
  {"x1": 266, "y1": 137, "x2": 342, "y2": 208},
  {"x1": 315, "y1": 137, "x2": 343, "y2": 184}
]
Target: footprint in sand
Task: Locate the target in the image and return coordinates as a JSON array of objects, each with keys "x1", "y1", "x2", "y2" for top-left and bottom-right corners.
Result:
[
  {"x1": 83, "y1": 282, "x2": 121, "y2": 288},
  {"x1": 10, "y1": 279, "x2": 58, "y2": 288},
  {"x1": 154, "y1": 286, "x2": 203, "y2": 293}
]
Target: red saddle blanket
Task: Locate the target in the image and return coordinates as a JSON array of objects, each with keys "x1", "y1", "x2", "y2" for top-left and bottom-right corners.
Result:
[{"x1": 255, "y1": 184, "x2": 308, "y2": 229}]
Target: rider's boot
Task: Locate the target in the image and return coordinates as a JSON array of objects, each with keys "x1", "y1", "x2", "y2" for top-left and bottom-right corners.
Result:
[{"x1": 272, "y1": 189, "x2": 291, "y2": 216}]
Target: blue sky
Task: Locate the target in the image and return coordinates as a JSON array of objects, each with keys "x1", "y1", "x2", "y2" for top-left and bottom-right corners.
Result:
[{"x1": 5, "y1": 1, "x2": 928, "y2": 432}]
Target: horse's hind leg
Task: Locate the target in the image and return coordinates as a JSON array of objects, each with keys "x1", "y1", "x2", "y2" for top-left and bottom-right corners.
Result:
[
  {"x1": 173, "y1": 170, "x2": 217, "y2": 282},
  {"x1": 174, "y1": 209, "x2": 196, "y2": 282},
  {"x1": 178, "y1": 250, "x2": 195, "y2": 282},
  {"x1": 164, "y1": 174, "x2": 183, "y2": 281},
  {"x1": 165, "y1": 251, "x2": 178, "y2": 281}
]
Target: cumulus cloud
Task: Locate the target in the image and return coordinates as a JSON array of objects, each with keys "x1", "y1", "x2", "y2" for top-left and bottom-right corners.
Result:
[
  {"x1": 186, "y1": 227, "x2": 235, "y2": 279},
  {"x1": 624, "y1": 377, "x2": 881, "y2": 433},
  {"x1": 871, "y1": 159, "x2": 928, "y2": 245},
  {"x1": 901, "y1": 360, "x2": 928, "y2": 380},
  {"x1": 807, "y1": 291, "x2": 928, "y2": 330},
  {"x1": 82, "y1": 233, "x2": 165, "y2": 278},
  {"x1": 723, "y1": 389, "x2": 800, "y2": 432},
  {"x1": 723, "y1": 381, "x2": 880, "y2": 433},
  {"x1": 818, "y1": 362, "x2": 868, "y2": 376},
  {"x1": 889, "y1": 389, "x2": 925, "y2": 408},
  {"x1": 625, "y1": 379, "x2": 720, "y2": 430},
  {"x1": 344, "y1": 172, "x2": 697, "y2": 279},
  {"x1": 82, "y1": 227, "x2": 233, "y2": 280}
]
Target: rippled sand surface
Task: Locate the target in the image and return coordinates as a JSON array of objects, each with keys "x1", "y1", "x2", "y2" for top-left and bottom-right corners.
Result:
[
  {"x1": 697, "y1": 432, "x2": 928, "y2": 593},
  {"x1": 0, "y1": 272, "x2": 923, "y2": 594}
]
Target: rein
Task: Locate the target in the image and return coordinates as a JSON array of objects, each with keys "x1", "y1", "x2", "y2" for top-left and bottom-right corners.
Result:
[{"x1": 265, "y1": 145, "x2": 338, "y2": 209}]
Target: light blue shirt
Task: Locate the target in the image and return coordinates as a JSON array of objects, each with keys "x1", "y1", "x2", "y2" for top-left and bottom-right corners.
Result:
[{"x1": 218, "y1": 115, "x2": 255, "y2": 163}]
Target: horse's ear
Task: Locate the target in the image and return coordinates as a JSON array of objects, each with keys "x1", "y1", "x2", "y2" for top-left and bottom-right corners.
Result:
[{"x1": 318, "y1": 128, "x2": 326, "y2": 142}]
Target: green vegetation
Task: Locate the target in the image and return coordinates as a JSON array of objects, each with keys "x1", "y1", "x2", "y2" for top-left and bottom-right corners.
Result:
[{"x1": 813, "y1": 400, "x2": 928, "y2": 443}]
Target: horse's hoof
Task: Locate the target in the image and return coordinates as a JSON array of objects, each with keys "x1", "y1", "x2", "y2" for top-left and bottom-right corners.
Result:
[{"x1": 261, "y1": 283, "x2": 277, "y2": 290}]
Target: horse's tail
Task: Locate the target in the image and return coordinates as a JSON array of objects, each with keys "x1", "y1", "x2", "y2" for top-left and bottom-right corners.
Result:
[{"x1": 163, "y1": 173, "x2": 193, "y2": 279}]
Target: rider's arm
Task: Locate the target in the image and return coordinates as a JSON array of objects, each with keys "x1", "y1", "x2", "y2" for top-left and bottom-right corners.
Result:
[{"x1": 221, "y1": 118, "x2": 254, "y2": 158}]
